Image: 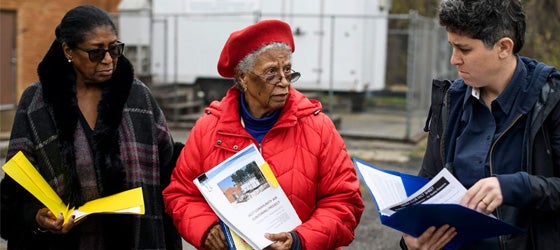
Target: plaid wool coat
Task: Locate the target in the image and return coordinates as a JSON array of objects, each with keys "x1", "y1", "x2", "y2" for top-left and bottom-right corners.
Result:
[{"x1": 0, "y1": 40, "x2": 181, "y2": 250}]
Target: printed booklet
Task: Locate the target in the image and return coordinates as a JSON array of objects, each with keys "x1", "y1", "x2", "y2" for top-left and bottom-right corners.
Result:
[{"x1": 194, "y1": 144, "x2": 301, "y2": 249}]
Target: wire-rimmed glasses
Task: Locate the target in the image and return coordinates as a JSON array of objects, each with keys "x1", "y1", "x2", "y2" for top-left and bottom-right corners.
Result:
[{"x1": 248, "y1": 69, "x2": 301, "y2": 85}]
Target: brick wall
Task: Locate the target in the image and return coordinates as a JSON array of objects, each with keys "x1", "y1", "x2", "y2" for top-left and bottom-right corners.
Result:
[{"x1": 0, "y1": 0, "x2": 121, "y2": 101}]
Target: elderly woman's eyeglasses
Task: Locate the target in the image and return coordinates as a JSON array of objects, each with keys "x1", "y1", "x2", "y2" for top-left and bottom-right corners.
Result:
[
  {"x1": 75, "y1": 42, "x2": 125, "y2": 63},
  {"x1": 249, "y1": 69, "x2": 301, "y2": 85}
]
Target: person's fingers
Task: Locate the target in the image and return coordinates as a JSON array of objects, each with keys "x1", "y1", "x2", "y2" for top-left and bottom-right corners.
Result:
[
  {"x1": 45, "y1": 210, "x2": 57, "y2": 220},
  {"x1": 473, "y1": 185, "x2": 501, "y2": 213},
  {"x1": 36, "y1": 208, "x2": 64, "y2": 232},
  {"x1": 433, "y1": 226, "x2": 456, "y2": 249},
  {"x1": 475, "y1": 198, "x2": 492, "y2": 214},
  {"x1": 484, "y1": 199, "x2": 497, "y2": 213},
  {"x1": 265, "y1": 232, "x2": 288, "y2": 241},
  {"x1": 214, "y1": 232, "x2": 227, "y2": 250},
  {"x1": 264, "y1": 232, "x2": 292, "y2": 249},
  {"x1": 416, "y1": 226, "x2": 436, "y2": 244},
  {"x1": 205, "y1": 224, "x2": 227, "y2": 250},
  {"x1": 205, "y1": 234, "x2": 220, "y2": 250},
  {"x1": 464, "y1": 183, "x2": 485, "y2": 209},
  {"x1": 462, "y1": 177, "x2": 503, "y2": 213},
  {"x1": 402, "y1": 225, "x2": 457, "y2": 250},
  {"x1": 402, "y1": 233, "x2": 419, "y2": 249},
  {"x1": 460, "y1": 182, "x2": 479, "y2": 208},
  {"x1": 428, "y1": 224, "x2": 451, "y2": 246},
  {"x1": 205, "y1": 239, "x2": 216, "y2": 250},
  {"x1": 402, "y1": 226, "x2": 436, "y2": 249},
  {"x1": 219, "y1": 226, "x2": 226, "y2": 241},
  {"x1": 60, "y1": 215, "x2": 75, "y2": 234},
  {"x1": 48, "y1": 213, "x2": 67, "y2": 234}
]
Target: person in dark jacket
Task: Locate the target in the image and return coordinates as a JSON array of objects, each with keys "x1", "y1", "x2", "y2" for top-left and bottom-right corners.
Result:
[
  {"x1": 0, "y1": 5, "x2": 182, "y2": 249},
  {"x1": 401, "y1": 0, "x2": 560, "y2": 249}
]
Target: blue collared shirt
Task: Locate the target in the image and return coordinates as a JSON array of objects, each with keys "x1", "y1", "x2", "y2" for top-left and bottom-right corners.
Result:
[
  {"x1": 453, "y1": 58, "x2": 530, "y2": 191},
  {"x1": 452, "y1": 59, "x2": 534, "y2": 249}
]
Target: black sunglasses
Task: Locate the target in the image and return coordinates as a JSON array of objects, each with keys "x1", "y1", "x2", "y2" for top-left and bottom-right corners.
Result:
[{"x1": 75, "y1": 42, "x2": 125, "y2": 62}]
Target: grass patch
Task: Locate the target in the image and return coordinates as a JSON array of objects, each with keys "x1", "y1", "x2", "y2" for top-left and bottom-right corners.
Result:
[{"x1": 366, "y1": 96, "x2": 406, "y2": 108}]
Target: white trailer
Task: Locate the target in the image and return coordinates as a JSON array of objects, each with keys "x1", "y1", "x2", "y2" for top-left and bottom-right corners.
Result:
[{"x1": 119, "y1": 0, "x2": 391, "y2": 111}]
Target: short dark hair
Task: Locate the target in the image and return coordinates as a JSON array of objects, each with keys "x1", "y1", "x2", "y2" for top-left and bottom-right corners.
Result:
[
  {"x1": 55, "y1": 5, "x2": 117, "y2": 49},
  {"x1": 438, "y1": 0, "x2": 526, "y2": 53}
]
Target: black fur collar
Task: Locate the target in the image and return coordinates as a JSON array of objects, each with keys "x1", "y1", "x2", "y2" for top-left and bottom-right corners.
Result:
[{"x1": 37, "y1": 40, "x2": 134, "y2": 206}]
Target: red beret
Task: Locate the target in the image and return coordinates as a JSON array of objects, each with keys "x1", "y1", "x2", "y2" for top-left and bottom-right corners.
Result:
[{"x1": 217, "y1": 19, "x2": 295, "y2": 78}]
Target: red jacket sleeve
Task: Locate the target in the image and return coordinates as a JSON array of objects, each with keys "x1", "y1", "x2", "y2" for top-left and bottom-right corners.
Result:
[{"x1": 294, "y1": 114, "x2": 365, "y2": 249}]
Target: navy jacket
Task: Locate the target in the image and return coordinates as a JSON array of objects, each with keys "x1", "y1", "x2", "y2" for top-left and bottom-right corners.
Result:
[{"x1": 421, "y1": 57, "x2": 560, "y2": 250}]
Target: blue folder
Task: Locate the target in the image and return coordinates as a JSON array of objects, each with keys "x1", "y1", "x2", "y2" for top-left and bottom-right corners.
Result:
[
  {"x1": 353, "y1": 158, "x2": 524, "y2": 250},
  {"x1": 219, "y1": 219, "x2": 236, "y2": 250}
]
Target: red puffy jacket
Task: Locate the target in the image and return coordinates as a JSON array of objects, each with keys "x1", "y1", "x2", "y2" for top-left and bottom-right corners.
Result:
[{"x1": 163, "y1": 86, "x2": 364, "y2": 249}]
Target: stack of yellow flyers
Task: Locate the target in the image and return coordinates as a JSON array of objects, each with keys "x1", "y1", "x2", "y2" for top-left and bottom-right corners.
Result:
[{"x1": 2, "y1": 151, "x2": 145, "y2": 223}]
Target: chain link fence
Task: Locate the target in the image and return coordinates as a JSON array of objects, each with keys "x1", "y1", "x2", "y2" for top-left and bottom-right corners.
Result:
[
  {"x1": 112, "y1": 10, "x2": 456, "y2": 141},
  {"x1": 384, "y1": 11, "x2": 456, "y2": 140}
]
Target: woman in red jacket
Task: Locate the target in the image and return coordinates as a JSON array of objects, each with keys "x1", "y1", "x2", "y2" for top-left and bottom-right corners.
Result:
[{"x1": 163, "y1": 19, "x2": 364, "y2": 250}]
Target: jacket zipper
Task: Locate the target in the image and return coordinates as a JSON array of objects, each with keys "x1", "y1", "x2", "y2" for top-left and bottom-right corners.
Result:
[
  {"x1": 440, "y1": 90, "x2": 450, "y2": 169},
  {"x1": 488, "y1": 113, "x2": 523, "y2": 250}
]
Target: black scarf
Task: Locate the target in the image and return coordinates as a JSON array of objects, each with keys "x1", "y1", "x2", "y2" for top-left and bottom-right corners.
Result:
[{"x1": 37, "y1": 40, "x2": 134, "y2": 207}]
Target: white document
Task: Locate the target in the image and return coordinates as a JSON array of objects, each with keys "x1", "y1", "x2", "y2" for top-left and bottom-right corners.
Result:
[
  {"x1": 355, "y1": 160, "x2": 467, "y2": 216},
  {"x1": 380, "y1": 168, "x2": 466, "y2": 216},
  {"x1": 354, "y1": 159, "x2": 521, "y2": 250},
  {"x1": 194, "y1": 144, "x2": 302, "y2": 250},
  {"x1": 355, "y1": 162, "x2": 408, "y2": 212}
]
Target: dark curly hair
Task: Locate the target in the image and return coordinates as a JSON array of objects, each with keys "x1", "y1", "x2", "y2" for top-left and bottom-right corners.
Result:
[
  {"x1": 439, "y1": 0, "x2": 526, "y2": 53},
  {"x1": 55, "y1": 5, "x2": 117, "y2": 49}
]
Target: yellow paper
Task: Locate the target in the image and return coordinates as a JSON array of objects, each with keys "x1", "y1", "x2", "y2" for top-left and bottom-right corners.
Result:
[
  {"x1": 2, "y1": 151, "x2": 69, "y2": 218},
  {"x1": 259, "y1": 162, "x2": 279, "y2": 187},
  {"x1": 2, "y1": 151, "x2": 145, "y2": 223},
  {"x1": 230, "y1": 228, "x2": 253, "y2": 250},
  {"x1": 72, "y1": 187, "x2": 145, "y2": 222}
]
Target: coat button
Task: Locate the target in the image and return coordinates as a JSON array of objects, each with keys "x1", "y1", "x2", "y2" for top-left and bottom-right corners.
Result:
[
  {"x1": 233, "y1": 145, "x2": 239, "y2": 150},
  {"x1": 216, "y1": 140, "x2": 222, "y2": 145}
]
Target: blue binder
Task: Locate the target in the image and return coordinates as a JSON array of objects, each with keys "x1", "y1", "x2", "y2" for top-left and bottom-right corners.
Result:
[
  {"x1": 353, "y1": 158, "x2": 524, "y2": 250},
  {"x1": 219, "y1": 219, "x2": 236, "y2": 250}
]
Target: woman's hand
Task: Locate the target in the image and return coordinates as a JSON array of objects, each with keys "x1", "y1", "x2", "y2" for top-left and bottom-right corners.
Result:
[
  {"x1": 402, "y1": 225, "x2": 456, "y2": 250},
  {"x1": 460, "y1": 177, "x2": 502, "y2": 214},
  {"x1": 35, "y1": 208, "x2": 75, "y2": 234},
  {"x1": 264, "y1": 232, "x2": 293, "y2": 250},
  {"x1": 204, "y1": 223, "x2": 228, "y2": 250}
]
